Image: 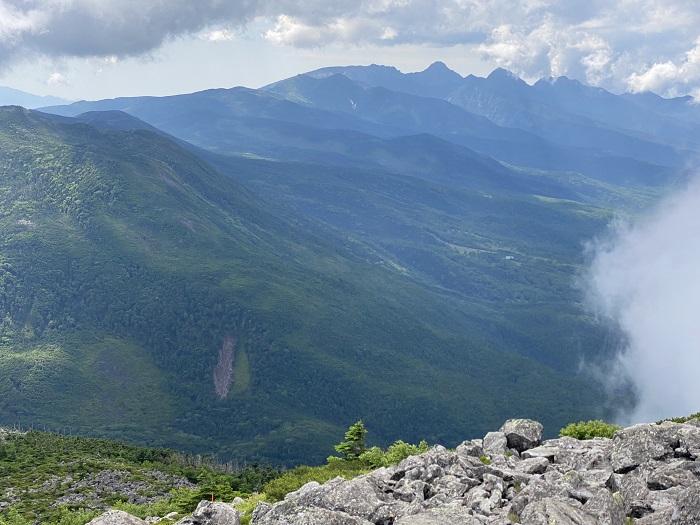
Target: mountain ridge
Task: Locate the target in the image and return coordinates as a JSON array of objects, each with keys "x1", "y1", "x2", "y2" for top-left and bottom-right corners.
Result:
[{"x1": 40, "y1": 66, "x2": 690, "y2": 187}]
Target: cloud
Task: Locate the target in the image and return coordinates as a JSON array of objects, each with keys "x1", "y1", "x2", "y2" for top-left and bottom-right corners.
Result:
[
  {"x1": 0, "y1": 0, "x2": 259, "y2": 62},
  {"x1": 585, "y1": 179, "x2": 700, "y2": 424},
  {"x1": 205, "y1": 29, "x2": 236, "y2": 42},
  {"x1": 3, "y1": 0, "x2": 700, "y2": 96},
  {"x1": 47, "y1": 72, "x2": 69, "y2": 86},
  {"x1": 627, "y1": 37, "x2": 700, "y2": 97}
]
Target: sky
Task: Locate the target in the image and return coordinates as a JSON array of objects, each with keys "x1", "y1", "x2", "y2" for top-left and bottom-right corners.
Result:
[{"x1": 2, "y1": 0, "x2": 700, "y2": 101}]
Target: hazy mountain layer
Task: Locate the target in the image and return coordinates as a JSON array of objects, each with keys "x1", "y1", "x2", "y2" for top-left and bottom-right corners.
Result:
[{"x1": 41, "y1": 68, "x2": 687, "y2": 187}]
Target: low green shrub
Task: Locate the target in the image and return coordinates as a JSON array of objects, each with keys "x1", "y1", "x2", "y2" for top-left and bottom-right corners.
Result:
[
  {"x1": 358, "y1": 440, "x2": 429, "y2": 469},
  {"x1": 263, "y1": 461, "x2": 370, "y2": 502},
  {"x1": 559, "y1": 420, "x2": 620, "y2": 439},
  {"x1": 235, "y1": 493, "x2": 268, "y2": 525}
]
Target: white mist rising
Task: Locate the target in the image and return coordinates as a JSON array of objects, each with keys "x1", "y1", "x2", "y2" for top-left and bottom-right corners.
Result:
[{"x1": 586, "y1": 179, "x2": 700, "y2": 425}]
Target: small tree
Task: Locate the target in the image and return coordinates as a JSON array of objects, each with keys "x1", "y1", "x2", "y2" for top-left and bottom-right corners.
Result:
[{"x1": 334, "y1": 420, "x2": 368, "y2": 460}]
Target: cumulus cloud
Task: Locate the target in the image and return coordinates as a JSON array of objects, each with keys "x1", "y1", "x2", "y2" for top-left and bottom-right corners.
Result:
[
  {"x1": 585, "y1": 179, "x2": 700, "y2": 424},
  {"x1": 3, "y1": 0, "x2": 700, "y2": 95},
  {"x1": 47, "y1": 72, "x2": 69, "y2": 86},
  {"x1": 205, "y1": 28, "x2": 236, "y2": 42},
  {"x1": 627, "y1": 37, "x2": 700, "y2": 97}
]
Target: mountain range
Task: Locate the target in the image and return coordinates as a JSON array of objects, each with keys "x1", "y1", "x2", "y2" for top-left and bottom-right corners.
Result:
[
  {"x1": 0, "y1": 86, "x2": 70, "y2": 109},
  {"x1": 0, "y1": 62, "x2": 690, "y2": 465}
]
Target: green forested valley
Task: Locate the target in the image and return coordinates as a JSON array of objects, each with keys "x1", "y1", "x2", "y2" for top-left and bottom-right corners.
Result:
[{"x1": 0, "y1": 105, "x2": 646, "y2": 465}]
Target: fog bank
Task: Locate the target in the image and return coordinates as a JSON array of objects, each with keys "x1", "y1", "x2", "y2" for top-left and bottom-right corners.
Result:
[{"x1": 586, "y1": 180, "x2": 700, "y2": 424}]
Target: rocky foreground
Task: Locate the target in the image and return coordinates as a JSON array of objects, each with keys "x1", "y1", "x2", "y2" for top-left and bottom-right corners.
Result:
[{"x1": 90, "y1": 418, "x2": 700, "y2": 524}]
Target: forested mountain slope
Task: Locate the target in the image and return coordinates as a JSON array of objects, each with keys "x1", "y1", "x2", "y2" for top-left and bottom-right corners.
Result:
[{"x1": 0, "y1": 107, "x2": 626, "y2": 464}]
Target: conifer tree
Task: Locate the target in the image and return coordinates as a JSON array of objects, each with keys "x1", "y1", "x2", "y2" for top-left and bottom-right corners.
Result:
[{"x1": 334, "y1": 420, "x2": 367, "y2": 460}]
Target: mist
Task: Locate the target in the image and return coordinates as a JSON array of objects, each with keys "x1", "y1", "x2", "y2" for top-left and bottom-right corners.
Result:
[{"x1": 586, "y1": 179, "x2": 700, "y2": 424}]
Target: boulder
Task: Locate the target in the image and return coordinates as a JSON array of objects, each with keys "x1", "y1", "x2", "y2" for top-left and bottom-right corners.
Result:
[
  {"x1": 252, "y1": 501, "x2": 373, "y2": 525},
  {"x1": 670, "y1": 481, "x2": 700, "y2": 524},
  {"x1": 582, "y1": 488, "x2": 625, "y2": 525},
  {"x1": 499, "y1": 419, "x2": 543, "y2": 452},
  {"x1": 294, "y1": 474, "x2": 405, "y2": 523},
  {"x1": 611, "y1": 424, "x2": 677, "y2": 474},
  {"x1": 620, "y1": 474, "x2": 653, "y2": 518},
  {"x1": 554, "y1": 436, "x2": 612, "y2": 471},
  {"x1": 636, "y1": 507, "x2": 674, "y2": 524},
  {"x1": 456, "y1": 439, "x2": 483, "y2": 458},
  {"x1": 393, "y1": 505, "x2": 482, "y2": 524},
  {"x1": 520, "y1": 497, "x2": 598, "y2": 525},
  {"x1": 87, "y1": 510, "x2": 148, "y2": 525},
  {"x1": 175, "y1": 501, "x2": 240, "y2": 525},
  {"x1": 482, "y1": 432, "x2": 507, "y2": 458},
  {"x1": 522, "y1": 444, "x2": 558, "y2": 462}
]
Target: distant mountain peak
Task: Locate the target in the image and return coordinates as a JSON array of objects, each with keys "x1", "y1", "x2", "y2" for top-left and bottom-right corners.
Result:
[
  {"x1": 552, "y1": 75, "x2": 582, "y2": 87},
  {"x1": 483, "y1": 68, "x2": 530, "y2": 94},
  {"x1": 366, "y1": 63, "x2": 401, "y2": 72},
  {"x1": 418, "y1": 61, "x2": 463, "y2": 81},
  {"x1": 0, "y1": 86, "x2": 70, "y2": 109},
  {"x1": 425, "y1": 61, "x2": 450, "y2": 71},
  {"x1": 486, "y1": 68, "x2": 523, "y2": 82}
]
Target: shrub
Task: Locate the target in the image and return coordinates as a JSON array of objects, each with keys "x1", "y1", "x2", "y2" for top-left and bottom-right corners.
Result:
[
  {"x1": 559, "y1": 420, "x2": 621, "y2": 440},
  {"x1": 235, "y1": 493, "x2": 267, "y2": 525},
  {"x1": 359, "y1": 440, "x2": 429, "y2": 468},
  {"x1": 263, "y1": 461, "x2": 370, "y2": 502}
]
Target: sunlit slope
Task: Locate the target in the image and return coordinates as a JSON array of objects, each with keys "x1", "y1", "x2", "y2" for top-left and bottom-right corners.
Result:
[{"x1": 0, "y1": 107, "x2": 612, "y2": 464}]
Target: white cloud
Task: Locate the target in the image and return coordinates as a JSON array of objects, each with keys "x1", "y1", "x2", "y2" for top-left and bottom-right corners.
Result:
[
  {"x1": 586, "y1": 178, "x2": 700, "y2": 424},
  {"x1": 2, "y1": 0, "x2": 700, "y2": 96},
  {"x1": 380, "y1": 26, "x2": 398, "y2": 41},
  {"x1": 626, "y1": 37, "x2": 700, "y2": 96},
  {"x1": 206, "y1": 29, "x2": 236, "y2": 42},
  {"x1": 263, "y1": 15, "x2": 326, "y2": 47},
  {"x1": 47, "y1": 71, "x2": 69, "y2": 86}
]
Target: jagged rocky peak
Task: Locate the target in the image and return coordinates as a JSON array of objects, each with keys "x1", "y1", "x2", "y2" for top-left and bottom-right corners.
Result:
[{"x1": 88, "y1": 418, "x2": 700, "y2": 524}]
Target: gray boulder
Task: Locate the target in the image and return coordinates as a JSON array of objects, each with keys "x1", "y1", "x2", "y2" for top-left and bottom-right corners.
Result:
[
  {"x1": 87, "y1": 510, "x2": 148, "y2": 525},
  {"x1": 393, "y1": 505, "x2": 481, "y2": 524},
  {"x1": 289, "y1": 474, "x2": 404, "y2": 524},
  {"x1": 520, "y1": 497, "x2": 598, "y2": 525},
  {"x1": 499, "y1": 419, "x2": 543, "y2": 453},
  {"x1": 620, "y1": 474, "x2": 653, "y2": 518},
  {"x1": 483, "y1": 432, "x2": 508, "y2": 458},
  {"x1": 582, "y1": 488, "x2": 625, "y2": 525},
  {"x1": 252, "y1": 501, "x2": 373, "y2": 525},
  {"x1": 611, "y1": 424, "x2": 677, "y2": 473},
  {"x1": 637, "y1": 507, "x2": 674, "y2": 524},
  {"x1": 175, "y1": 500, "x2": 240, "y2": 525},
  {"x1": 671, "y1": 482, "x2": 700, "y2": 524},
  {"x1": 456, "y1": 439, "x2": 483, "y2": 458},
  {"x1": 553, "y1": 436, "x2": 612, "y2": 471}
]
